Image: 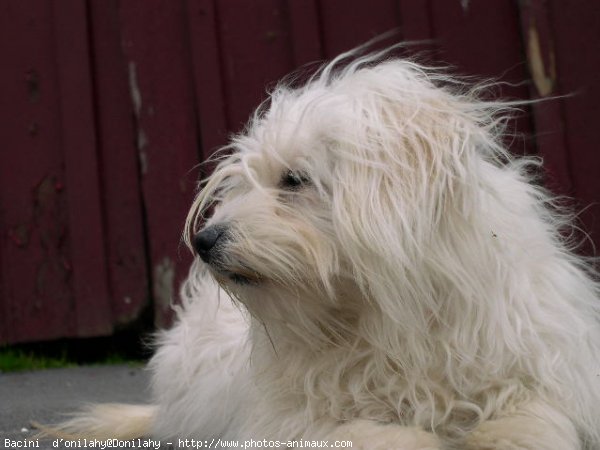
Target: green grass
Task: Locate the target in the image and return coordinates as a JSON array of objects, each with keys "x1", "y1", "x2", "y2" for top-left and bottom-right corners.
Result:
[
  {"x1": 0, "y1": 348, "x2": 144, "y2": 373},
  {"x1": 0, "y1": 348, "x2": 76, "y2": 372},
  {"x1": 0, "y1": 331, "x2": 150, "y2": 372}
]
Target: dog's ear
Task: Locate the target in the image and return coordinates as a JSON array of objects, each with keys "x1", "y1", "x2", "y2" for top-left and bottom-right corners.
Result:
[
  {"x1": 329, "y1": 98, "x2": 468, "y2": 256},
  {"x1": 327, "y1": 92, "x2": 487, "y2": 323}
]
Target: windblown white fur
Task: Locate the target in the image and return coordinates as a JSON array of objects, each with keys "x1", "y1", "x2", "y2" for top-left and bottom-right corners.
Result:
[{"x1": 50, "y1": 47, "x2": 600, "y2": 449}]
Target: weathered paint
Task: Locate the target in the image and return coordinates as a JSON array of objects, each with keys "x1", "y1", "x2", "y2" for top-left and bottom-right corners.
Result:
[
  {"x1": 117, "y1": 0, "x2": 199, "y2": 329},
  {"x1": 127, "y1": 61, "x2": 149, "y2": 174},
  {"x1": 87, "y1": 0, "x2": 150, "y2": 325},
  {"x1": 127, "y1": 61, "x2": 148, "y2": 154},
  {"x1": 518, "y1": 0, "x2": 572, "y2": 195},
  {"x1": 53, "y1": 0, "x2": 114, "y2": 336},
  {"x1": 546, "y1": 0, "x2": 600, "y2": 254},
  {"x1": 1, "y1": 1, "x2": 83, "y2": 343},
  {"x1": 154, "y1": 257, "x2": 175, "y2": 316},
  {"x1": 527, "y1": 20, "x2": 556, "y2": 97},
  {"x1": 1, "y1": 0, "x2": 599, "y2": 343}
]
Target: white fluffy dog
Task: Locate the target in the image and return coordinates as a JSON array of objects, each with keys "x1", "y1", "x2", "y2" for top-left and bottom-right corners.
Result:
[{"x1": 52, "y1": 48, "x2": 600, "y2": 449}]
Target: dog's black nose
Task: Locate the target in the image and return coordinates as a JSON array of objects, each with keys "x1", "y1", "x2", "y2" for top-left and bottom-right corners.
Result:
[{"x1": 193, "y1": 225, "x2": 227, "y2": 263}]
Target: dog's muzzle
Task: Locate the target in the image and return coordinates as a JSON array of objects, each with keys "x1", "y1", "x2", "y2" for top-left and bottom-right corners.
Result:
[
  {"x1": 193, "y1": 224, "x2": 261, "y2": 285},
  {"x1": 193, "y1": 224, "x2": 228, "y2": 264}
]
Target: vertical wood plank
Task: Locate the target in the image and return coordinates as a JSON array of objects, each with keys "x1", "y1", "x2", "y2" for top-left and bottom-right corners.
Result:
[
  {"x1": 546, "y1": 0, "x2": 600, "y2": 247},
  {"x1": 286, "y1": 0, "x2": 323, "y2": 67},
  {"x1": 215, "y1": 0, "x2": 296, "y2": 133},
  {"x1": 317, "y1": 0, "x2": 401, "y2": 57},
  {"x1": 518, "y1": 0, "x2": 571, "y2": 192},
  {"x1": 0, "y1": 1, "x2": 75, "y2": 343},
  {"x1": 88, "y1": 0, "x2": 150, "y2": 324},
  {"x1": 118, "y1": 0, "x2": 199, "y2": 327},
  {"x1": 52, "y1": 0, "x2": 113, "y2": 336},
  {"x1": 430, "y1": 1, "x2": 527, "y2": 80},
  {"x1": 397, "y1": 1, "x2": 433, "y2": 42},
  {"x1": 429, "y1": 0, "x2": 533, "y2": 156},
  {"x1": 185, "y1": 0, "x2": 229, "y2": 162}
]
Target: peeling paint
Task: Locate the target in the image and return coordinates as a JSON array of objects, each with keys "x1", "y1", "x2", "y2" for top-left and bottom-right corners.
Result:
[
  {"x1": 128, "y1": 62, "x2": 142, "y2": 117},
  {"x1": 137, "y1": 128, "x2": 148, "y2": 151},
  {"x1": 154, "y1": 257, "x2": 175, "y2": 311},
  {"x1": 139, "y1": 149, "x2": 148, "y2": 175},
  {"x1": 527, "y1": 21, "x2": 556, "y2": 97},
  {"x1": 128, "y1": 62, "x2": 150, "y2": 167}
]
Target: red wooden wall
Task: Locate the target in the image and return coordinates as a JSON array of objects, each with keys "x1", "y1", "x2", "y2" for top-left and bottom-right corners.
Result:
[{"x1": 1, "y1": 0, "x2": 599, "y2": 344}]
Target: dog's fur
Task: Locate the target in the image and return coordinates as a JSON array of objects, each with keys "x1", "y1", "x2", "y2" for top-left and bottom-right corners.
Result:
[{"x1": 49, "y1": 48, "x2": 600, "y2": 449}]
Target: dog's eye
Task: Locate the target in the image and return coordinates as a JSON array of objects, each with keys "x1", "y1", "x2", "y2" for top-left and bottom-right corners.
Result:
[{"x1": 280, "y1": 170, "x2": 310, "y2": 190}]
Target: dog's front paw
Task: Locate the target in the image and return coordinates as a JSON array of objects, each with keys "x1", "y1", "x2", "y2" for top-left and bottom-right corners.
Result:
[{"x1": 329, "y1": 420, "x2": 441, "y2": 450}]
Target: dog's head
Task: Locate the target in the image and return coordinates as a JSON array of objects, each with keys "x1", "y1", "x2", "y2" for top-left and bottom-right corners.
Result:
[{"x1": 185, "y1": 51, "x2": 519, "y2": 323}]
